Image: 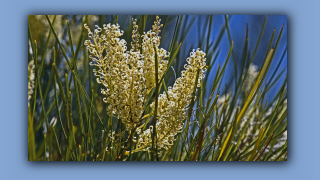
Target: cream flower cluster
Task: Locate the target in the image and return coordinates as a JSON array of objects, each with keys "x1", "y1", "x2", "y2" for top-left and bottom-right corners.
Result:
[
  {"x1": 136, "y1": 49, "x2": 207, "y2": 151},
  {"x1": 28, "y1": 60, "x2": 35, "y2": 107},
  {"x1": 141, "y1": 16, "x2": 169, "y2": 90},
  {"x1": 84, "y1": 16, "x2": 169, "y2": 130},
  {"x1": 243, "y1": 64, "x2": 258, "y2": 93},
  {"x1": 85, "y1": 16, "x2": 206, "y2": 152}
]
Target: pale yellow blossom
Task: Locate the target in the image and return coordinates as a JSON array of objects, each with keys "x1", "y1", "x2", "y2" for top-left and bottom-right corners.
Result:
[
  {"x1": 136, "y1": 48, "x2": 207, "y2": 151},
  {"x1": 84, "y1": 16, "x2": 169, "y2": 131},
  {"x1": 28, "y1": 60, "x2": 35, "y2": 107},
  {"x1": 85, "y1": 16, "x2": 206, "y2": 152}
]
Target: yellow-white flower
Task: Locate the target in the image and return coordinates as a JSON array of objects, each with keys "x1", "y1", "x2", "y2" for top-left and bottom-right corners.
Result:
[
  {"x1": 85, "y1": 16, "x2": 207, "y2": 152},
  {"x1": 84, "y1": 16, "x2": 169, "y2": 131},
  {"x1": 28, "y1": 60, "x2": 35, "y2": 107},
  {"x1": 136, "y1": 48, "x2": 207, "y2": 151}
]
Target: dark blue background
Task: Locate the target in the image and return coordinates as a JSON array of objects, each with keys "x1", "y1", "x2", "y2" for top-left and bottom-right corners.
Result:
[{"x1": 162, "y1": 15, "x2": 287, "y2": 100}]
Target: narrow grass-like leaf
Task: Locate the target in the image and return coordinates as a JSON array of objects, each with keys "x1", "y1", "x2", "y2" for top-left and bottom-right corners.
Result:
[
  {"x1": 73, "y1": 74, "x2": 85, "y2": 136},
  {"x1": 184, "y1": 94, "x2": 219, "y2": 161},
  {"x1": 151, "y1": 43, "x2": 159, "y2": 161},
  {"x1": 35, "y1": 65, "x2": 49, "y2": 131},
  {"x1": 205, "y1": 15, "x2": 213, "y2": 59},
  {"x1": 46, "y1": 15, "x2": 72, "y2": 69},
  {"x1": 237, "y1": 48, "x2": 274, "y2": 124},
  {"x1": 265, "y1": 68, "x2": 286, "y2": 93},
  {"x1": 274, "y1": 145, "x2": 287, "y2": 161},
  {"x1": 224, "y1": 15, "x2": 238, "y2": 86},
  {"x1": 180, "y1": 15, "x2": 197, "y2": 42},
  {"x1": 255, "y1": 132, "x2": 274, "y2": 161},
  {"x1": 38, "y1": 15, "x2": 57, "y2": 77},
  {"x1": 219, "y1": 105, "x2": 239, "y2": 161},
  {"x1": 180, "y1": 69, "x2": 200, "y2": 160},
  {"x1": 71, "y1": 70, "x2": 107, "y2": 132},
  {"x1": 31, "y1": 40, "x2": 38, "y2": 123},
  {"x1": 267, "y1": 46, "x2": 287, "y2": 87},
  {"x1": 243, "y1": 15, "x2": 267, "y2": 79},
  {"x1": 44, "y1": 133, "x2": 47, "y2": 161},
  {"x1": 263, "y1": 86, "x2": 286, "y2": 138},
  {"x1": 159, "y1": 42, "x2": 182, "y2": 84},
  {"x1": 43, "y1": 69, "x2": 54, "y2": 103},
  {"x1": 247, "y1": 126, "x2": 264, "y2": 161},
  {"x1": 28, "y1": 107, "x2": 36, "y2": 161},
  {"x1": 191, "y1": 124, "x2": 205, "y2": 161},
  {"x1": 160, "y1": 15, "x2": 169, "y2": 38},
  {"x1": 52, "y1": 63, "x2": 71, "y2": 138},
  {"x1": 231, "y1": 89, "x2": 263, "y2": 157},
  {"x1": 168, "y1": 16, "x2": 180, "y2": 59}
]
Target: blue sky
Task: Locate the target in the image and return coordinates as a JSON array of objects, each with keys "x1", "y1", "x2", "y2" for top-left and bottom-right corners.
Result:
[{"x1": 153, "y1": 15, "x2": 287, "y2": 102}]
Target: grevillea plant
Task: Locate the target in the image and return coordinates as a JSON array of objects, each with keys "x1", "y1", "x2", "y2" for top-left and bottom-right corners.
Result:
[
  {"x1": 28, "y1": 15, "x2": 287, "y2": 161},
  {"x1": 84, "y1": 16, "x2": 207, "y2": 153}
]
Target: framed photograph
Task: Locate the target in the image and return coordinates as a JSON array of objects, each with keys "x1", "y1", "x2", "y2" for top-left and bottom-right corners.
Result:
[{"x1": 28, "y1": 15, "x2": 287, "y2": 161}]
